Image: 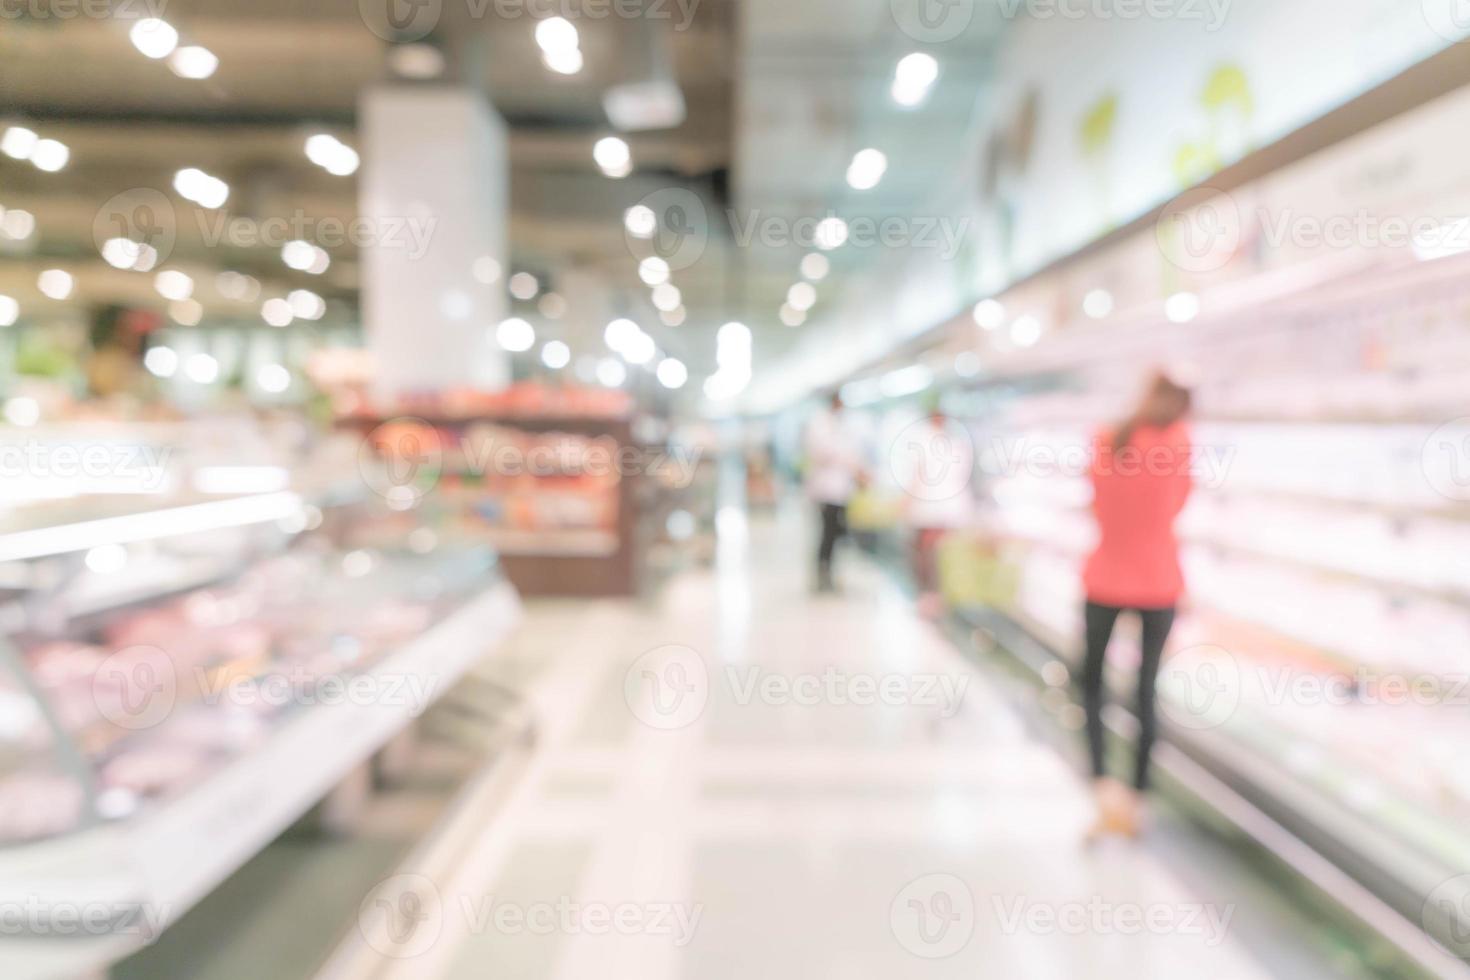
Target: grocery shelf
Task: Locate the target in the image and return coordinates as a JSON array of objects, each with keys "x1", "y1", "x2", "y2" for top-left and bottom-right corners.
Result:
[{"x1": 953, "y1": 603, "x2": 1470, "y2": 980}]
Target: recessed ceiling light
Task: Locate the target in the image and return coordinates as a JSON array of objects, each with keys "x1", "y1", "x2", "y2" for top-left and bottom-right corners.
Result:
[
  {"x1": 538, "y1": 292, "x2": 567, "y2": 319},
  {"x1": 972, "y1": 298, "x2": 1004, "y2": 330},
  {"x1": 387, "y1": 44, "x2": 445, "y2": 79},
  {"x1": 169, "y1": 45, "x2": 218, "y2": 80},
  {"x1": 509, "y1": 272, "x2": 539, "y2": 300},
  {"x1": 656, "y1": 357, "x2": 688, "y2": 390},
  {"x1": 780, "y1": 304, "x2": 806, "y2": 327},
  {"x1": 0, "y1": 126, "x2": 38, "y2": 160},
  {"x1": 814, "y1": 217, "x2": 848, "y2": 250},
  {"x1": 787, "y1": 281, "x2": 817, "y2": 312},
  {"x1": 1010, "y1": 315, "x2": 1043, "y2": 347},
  {"x1": 540, "y1": 340, "x2": 571, "y2": 369},
  {"x1": 169, "y1": 298, "x2": 203, "y2": 326},
  {"x1": 800, "y1": 253, "x2": 830, "y2": 281},
  {"x1": 37, "y1": 269, "x2": 73, "y2": 300},
  {"x1": 638, "y1": 256, "x2": 670, "y2": 286},
  {"x1": 1165, "y1": 291, "x2": 1200, "y2": 323},
  {"x1": 1082, "y1": 288, "x2": 1114, "y2": 319},
  {"x1": 130, "y1": 18, "x2": 179, "y2": 59},
  {"x1": 846, "y1": 148, "x2": 888, "y2": 191},
  {"x1": 893, "y1": 52, "x2": 938, "y2": 107},
  {"x1": 593, "y1": 136, "x2": 632, "y2": 178},
  {"x1": 30, "y1": 139, "x2": 68, "y2": 172},
  {"x1": 495, "y1": 317, "x2": 536, "y2": 352},
  {"x1": 652, "y1": 282, "x2": 681, "y2": 312},
  {"x1": 659, "y1": 306, "x2": 686, "y2": 327},
  {"x1": 625, "y1": 205, "x2": 656, "y2": 239}
]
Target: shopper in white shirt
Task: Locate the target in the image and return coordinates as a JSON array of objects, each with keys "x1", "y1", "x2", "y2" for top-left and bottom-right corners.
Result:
[
  {"x1": 805, "y1": 391, "x2": 864, "y2": 592},
  {"x1": 894, "y1": 407, "x2": 974, "y2": 615}
]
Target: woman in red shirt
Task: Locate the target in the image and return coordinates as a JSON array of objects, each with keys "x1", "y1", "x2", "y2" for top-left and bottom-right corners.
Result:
[{"x1": 1080, "y1": 372, "x2": 1193, "y2": 839}]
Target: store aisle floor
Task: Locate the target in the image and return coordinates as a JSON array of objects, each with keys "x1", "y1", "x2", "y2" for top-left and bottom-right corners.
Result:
[{"x1": 389, "y1": 507, "x2": 1273, "y2": 979}]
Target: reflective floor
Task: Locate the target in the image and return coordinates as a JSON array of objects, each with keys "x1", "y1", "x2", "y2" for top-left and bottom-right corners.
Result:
[{"x1": 409, "y1": 507, "x2": 1290, "y2": 979}]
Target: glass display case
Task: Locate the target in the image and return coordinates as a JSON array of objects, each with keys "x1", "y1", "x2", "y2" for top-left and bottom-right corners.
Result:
[{"x1": 0, "y1": 424, "x2": 521, "y2": 973}]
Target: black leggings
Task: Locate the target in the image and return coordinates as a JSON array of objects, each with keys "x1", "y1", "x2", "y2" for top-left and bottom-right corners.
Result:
[
  {"x1": 816, "y1": 503, "x2": 846, "y2": 574},
  {"x1": 1079, "y1": 601, "x2": 1176, "y2": 791}
]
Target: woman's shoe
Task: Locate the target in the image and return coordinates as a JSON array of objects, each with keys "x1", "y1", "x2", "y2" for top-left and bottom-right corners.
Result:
[{"x1": 1085, "y1": 778, "x2": 1139, "y2": 843}]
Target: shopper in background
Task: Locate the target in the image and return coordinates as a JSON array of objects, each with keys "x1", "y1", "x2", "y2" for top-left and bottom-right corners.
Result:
[
  {"x1": 805, "y1": 391, "x2": 863, "y2": 592},
  {"x1": 1079, "y1": 371, "x2": 1193, "y2": 839},
  {"x1": 900, "y1": 406, "x2": 974, "y2": 617}
]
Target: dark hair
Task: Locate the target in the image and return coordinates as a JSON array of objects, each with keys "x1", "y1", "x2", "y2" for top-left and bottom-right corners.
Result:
[{"x1": 1113, "y1": 373, "x2": 1192, "y2": 452}]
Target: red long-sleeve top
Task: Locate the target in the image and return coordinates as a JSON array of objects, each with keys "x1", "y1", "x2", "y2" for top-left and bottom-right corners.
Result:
[{"x1": 1082, "y1": 422, "x2": 1193, "y2": 609}]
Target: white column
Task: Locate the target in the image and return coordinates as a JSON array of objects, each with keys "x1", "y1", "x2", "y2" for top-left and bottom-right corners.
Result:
[{"x1": 359, "y1": 86, "x2": 509, "y2": 404}]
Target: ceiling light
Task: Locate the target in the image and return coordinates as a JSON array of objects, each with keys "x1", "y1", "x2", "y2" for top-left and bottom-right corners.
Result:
[
  {"x1": 659, "y1": 306, "x2": 686, "y2": 327},
  {"x1": 216, "y1": 270, "x2": 260, "y2": 301},
  {"x1": 37, "y1": 269, "x2": 73, "y2": 300},
  {"x1": 1, "y1": 126, "x2": 37, "y2": 160},
  {"x1": 304, "y1": 133, "x2": 359, "y2": 176},
  {"x1": 656, "y1": 357, "x2": 688, "y2": 390},
  {"x1": 540, "y1": 340, "x2": 571, "y2": 369},
  {"x1": 593, "y1": 136, "x2": 632, "y2": 178},
  {"x1": 288, "y1": 288, "x2": 326, "y2": 320},
  {"x1": 261, "y1": 297, "x2": 293, "y2": 327},
  {"x1": 814, "y1": 217, "x2": 848, "y2": 250},
  {"x1": 597, "y1": 357, "x2": 627, "y2": 387},
  {"x1": 779, "y1": 304, "x2": 806, "y2": 327},
  {"x1": 30, "y1": 139, "x2": 67, "y2": 172},
  {"x1": 622, "y1": 330, "x2": 656, "y2": 365},
  {"x1": 604, "y1": 317, "x2": 640, "y2": 351},
  {"x1": 625, "y1": 205, "x2": 656, "y2": 239},
  {"x1": 387, "y1": 43, "x2": 445, "y2": 80},
  {"x1": 4, "y1": 396, "x2": 40, "y2": 426},
  {"x1": 846, "y1": 148, "x2": 888, "y2": 191},
  {"x1": 184, "y1": 352, "x2": 220, "y2": 384},
  {"x1": 1082, "y1": 288, "x2": 1114, "y2": 319},
  {"x1": 100, "y1": 238, "x2": 157, "y2": 271},
  {"x1": 534, "y1": 16, "x2": 579, "y2": 55},
  {"x1": 542, "y1": 48, "x2": 583, "y2": 74},
  {"x1": 472, "y1": 256, "x2": 502, "y2": 284},
  {"x1": 257, "y1": 364, "x2": 291, "y2": 394},
  {"x1": 954, "y1": 351, "x2": 981, "y2": 377},
  {"x1": 508, "y1": 271, "x2": 539, "y2": 300},
  {"x1": 652, "y1": 282, "x2": 682, "y2": 312},
  {"x1": 638, "y1": 256, "x2": 670, "y2": 286},
  {"x1": 538, "y1": 292, "x2": 567, "y2": 319},
  {"x1": 281, "y1": 239, "x2": 318, "y2": 271},
  {"x1": 496, "y1": 317, "x2": 536, "y2": 352},
  {"x1": 800, "y1": 253, "x2": 830, "y2": 281},
  {"x1": 1010, "y1": 315, "x2": 1043, "y2": 347},
  {"x1": 169, "y1": 45, "x2": 218, "y2": 79},
  {"x1": 893, "y1": 52, "x2": 939, "y2": 107},
  {"x1": 0, "y1": 295, "x2": 18, "y2": 327},
  {"x1": 130, "y1": 18, "x2": 179, "y2": 59},
  {"x1": 0, "y1": 208, "x2": 34, "y2": 240},
  {"x1": 169, "y1": 298, "x2": 203, "y2": 326},
  {"x1": 144, "y1": 346, "x2": 178, "y2": 378},
  {"x1": 972, "y1": 298, "x2": 1004, "y2": 330},
  {"x1": 154, "y1": 269, "x2": 194, "y2": 301},
  {"x1": 1165, "y1": 291, "x2": 1200, "y2": 323},
  {"x1": 173, "y1": 167, "x2": 229, "y2": 208},
  {"x1": 787, "y1": 281, "x2": 817, "y2": 312},
  {"x1": 603, "y1": 80, "x2": 687, "y2": 132}
]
